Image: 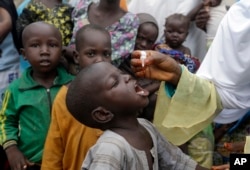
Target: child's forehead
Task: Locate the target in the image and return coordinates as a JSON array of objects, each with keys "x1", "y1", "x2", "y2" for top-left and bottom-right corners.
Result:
[
  {"x1": 23, "y1": 22, "x2": 61, "y2": 40},
  {"x1": 83, "y1": 29, "x2": 109, "y2": 40},
  {"x1": 90, "y1": 63, "x2": 118, "y2": 78}
]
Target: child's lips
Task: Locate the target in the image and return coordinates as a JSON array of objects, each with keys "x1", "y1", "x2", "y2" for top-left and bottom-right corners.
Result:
[
  {"x1": 135, "y1": 83, "x2": 149, "y2": 97},
  {"x1": 40, "y1": 60, "x2": 51, "y2": 66}
]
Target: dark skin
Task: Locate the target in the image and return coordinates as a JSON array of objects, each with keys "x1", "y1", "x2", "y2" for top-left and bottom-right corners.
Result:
[
  {"x1": 74, "y1": 29, "x2": 112, "y2": 68},
  {"x1": 21, "y1": 22, "x2": 62, "y2": 88},
  {"x1": 164, "y1": 16, "x2": 191, "y2": 56},
  {"x1": 134, "y1": 22, "x2": 159, "y2": 121},
  {"x1": 130, "y1": 51, "x2": 210, "y2": 170},
  {"x1": 5, "y1": 22, "x2": 62, "y2": 170},
  {"x1": 88, "y1": 0, "x2": 126, "y2": 28},
  {"x1": 63, "y1": 0, "x2": 126, "y2": 72},
  {"x1": 0, "y1": 6, "x2": 12, "y2": 43},
  {"x1": 70, "y1": 62, "x2": 208, "y2": 170},
  {"x1": 195, "y1": 0, "x2": 222, "y2": 31},
  {"x1": 74, "y1": 62, "x2": 153, "y2": 169}
]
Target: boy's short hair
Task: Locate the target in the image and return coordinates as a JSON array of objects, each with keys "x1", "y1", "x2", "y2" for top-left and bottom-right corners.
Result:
[
  {"x1": 165, "y1": 13, "x2": 190, "y2": 28},
  {"x1": 21, "y1": 21, "x2": 62, "y2": 47},
  {"x1": 75, "y1": 24, "x2": 111, "y2": 51},
  {"x1": 66, "y1": 63, "x2": 100, "y2": 126}
]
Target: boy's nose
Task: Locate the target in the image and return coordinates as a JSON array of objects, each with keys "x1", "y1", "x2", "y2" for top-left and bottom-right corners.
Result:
[
  {"x1": 123, "y1": 74, "x2": 131, "y2": 83},
  {"x1": 95, "y1": 55, "x2": 105, "y2": 62},
  {"x1": 141, "y1": 40, "x2": 147, "y2": 48},
  {"x1": 40, "y1": 45, "x2": 49, "y2": 54}
]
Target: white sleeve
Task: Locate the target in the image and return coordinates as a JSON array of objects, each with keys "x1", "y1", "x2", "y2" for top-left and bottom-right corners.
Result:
[{"x1": 197, "y1": 0, "x2": 250, "y2": 109}]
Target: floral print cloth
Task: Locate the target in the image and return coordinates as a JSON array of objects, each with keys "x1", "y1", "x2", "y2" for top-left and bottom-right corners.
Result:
[
  {"x1": 16, "y1": 0, "x2": 74, "y2": 46},
  {"x1": 70, "y1": 0, "x2": 139, "y2": 66}
]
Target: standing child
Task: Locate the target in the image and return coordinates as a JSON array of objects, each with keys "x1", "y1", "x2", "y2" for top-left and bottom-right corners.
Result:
[
  {"x1": 66, "y1": 62, "x2": 208, "y2": 170},
  {"x1": 41, "y1": 24, "x2": 111, "y2": 170},
  {"x1": 69, "y1": 0, "x2": 139, "y2": 67},
  {"x1": 0, "y1": 22, "x2": 74, "y2": 170},
  {"x1": 155, "y1": 13, "x2": 200, "y2": 73}
]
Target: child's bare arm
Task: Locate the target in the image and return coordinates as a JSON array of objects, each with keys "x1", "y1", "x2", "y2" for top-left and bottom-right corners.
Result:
[{"x1": 0, "y1": 7, "x2": 12, "y2": 43}]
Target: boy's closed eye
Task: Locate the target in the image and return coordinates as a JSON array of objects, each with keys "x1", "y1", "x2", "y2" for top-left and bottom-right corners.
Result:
[{"x1": 111, "y1": 78, "x2": 119, "y2": 88}]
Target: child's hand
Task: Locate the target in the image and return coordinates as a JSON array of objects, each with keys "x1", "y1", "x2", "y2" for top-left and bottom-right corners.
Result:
[
  {"x1": 130, "y1": 50, "x2": 182, "y2": 85},
  {"x1": 5, "y1": 145, "x2": 34, "y2": 170}
]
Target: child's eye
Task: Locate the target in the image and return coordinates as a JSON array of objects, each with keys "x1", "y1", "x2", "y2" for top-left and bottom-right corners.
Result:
[
  {"x1": 136, "y1": 35, "x2": 145, "y2": 41},
  {"x1": 87, "y1": 51, "x2": 95, "y2": 57},
  {"x1": 30, "y1": 44, "x2": 39, "y2": 47},
  {"x1": 49, "y1": 43, "x2": 58, "y2": 47},
  {"x1": 104, "y1": 51, "x2": 111, "y2": 58}
]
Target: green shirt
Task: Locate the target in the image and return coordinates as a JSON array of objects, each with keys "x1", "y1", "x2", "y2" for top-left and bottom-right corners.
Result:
[{"x1": 0, "y1": 66, "x2": 74, "y2": 163}]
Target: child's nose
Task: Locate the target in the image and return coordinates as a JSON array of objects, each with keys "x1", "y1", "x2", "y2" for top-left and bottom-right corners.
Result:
[
  {"x1": 40, "y1": 45, "x2": 49, "y2": 53},
  {"x1": 95, "y1": 55, "x2": 105, "y2": 62},
  {"x1": 141, "y1": 40, "x2": 148, "y2": 48},
  {"x1": 123, "y1": 74, "x2": 131, "y2": 83}
]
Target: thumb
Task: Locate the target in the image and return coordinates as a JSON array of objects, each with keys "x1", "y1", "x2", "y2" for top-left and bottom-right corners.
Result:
[{"x1": 131, "y1": 50, "x2": 142, "y2": 59}]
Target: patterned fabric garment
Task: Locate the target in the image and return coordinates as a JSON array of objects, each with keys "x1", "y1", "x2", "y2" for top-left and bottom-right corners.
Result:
[
  {"x1": 16, "y1": 0, "x2": 73, "y2": 46},
  {"x1": 155, "y1": 44, "x2": 200, "y2": 73},
  {"x1": 70, "y1": 0, "x2": 139, "y2": 67}
]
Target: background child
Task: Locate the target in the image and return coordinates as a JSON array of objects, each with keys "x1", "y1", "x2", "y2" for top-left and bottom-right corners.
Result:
[
  {"x1": 134, "y1": 13, "x2": 159, "y2": 51},
  {"x1": 0, "y1": 22, "x2": 74, "y2": 170},
  {"x1": 66, "y1": 61, "x2": 208, "y2": 170},
  {"x1": 69, "y1": 0, "x2": 139, "y2": 67},
  {"x1": 41, "y1": 24, "x2": 112, "y2": 170},
  {"x1": 155, "y1": 13, "x2": 200, "y2": 74}
]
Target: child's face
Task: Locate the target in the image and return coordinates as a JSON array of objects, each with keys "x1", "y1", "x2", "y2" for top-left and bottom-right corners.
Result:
[
  {"x1": 135, "y1": 23, "x2": 158, "y2": 50},
  {"x1": 93, "y1": 62, "x2": 149, "y2": 114},
  {"x1": 164, "y1": 19, "x2": 189, "y2": 49},
  {"x1": 76, "y1": 30, "x2": 112, "y2": 68},
  {"x1": 22, "y1": 24, "x2": 62, "y2": 74}
]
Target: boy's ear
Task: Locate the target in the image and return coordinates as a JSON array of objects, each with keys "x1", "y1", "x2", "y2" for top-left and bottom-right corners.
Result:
[
  {"x1": 91, "y1": 107, "x2": 114, "y2": 123},
  {"x1": 20, "y1": 48, "x2": 27, "y2": 60},
  {"x1": 73, "y1": 50, "x2": 79, "y2": 64}
]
